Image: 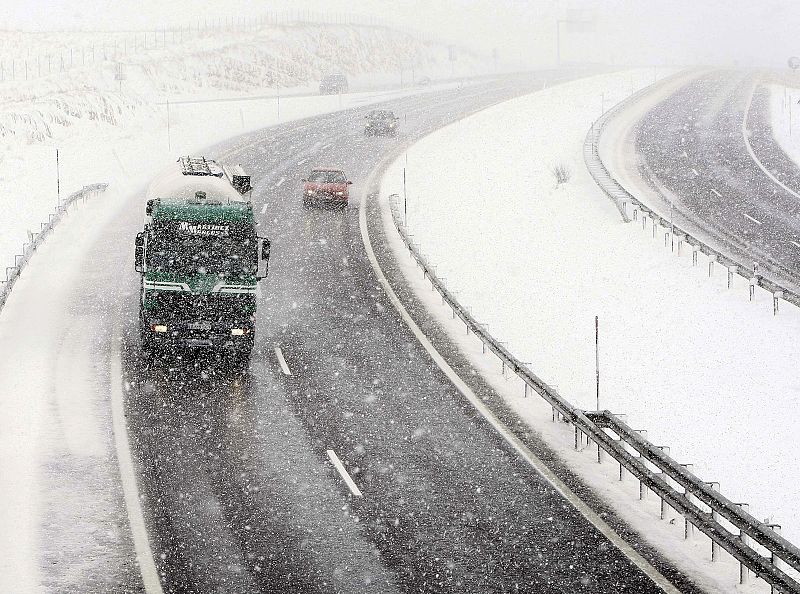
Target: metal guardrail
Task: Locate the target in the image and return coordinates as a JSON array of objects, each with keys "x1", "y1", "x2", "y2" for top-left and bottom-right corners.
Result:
[
  {"x1": 0, "y1": 183, "x2": 108, "y2": 313},
  {"x1": 584, "y1": 73, "x2": 800, "y2": 314},
  {"x1": 387, "y1": 192, "x2": 800, "y2": 593}
]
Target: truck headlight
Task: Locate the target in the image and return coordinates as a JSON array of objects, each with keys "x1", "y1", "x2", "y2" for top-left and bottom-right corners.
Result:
[
  {"x1": 152, "y1": 324, "x2": 168, "y2": 333},
  {"x1": 306, "y1": 190, "x2": 314, "y2": 195},
  {"x1": 231, "y1": 328, "x2": 248, "y2": 336},
  {"x1": 335, "y1": 191, "x2": 344, "y2": 196}
]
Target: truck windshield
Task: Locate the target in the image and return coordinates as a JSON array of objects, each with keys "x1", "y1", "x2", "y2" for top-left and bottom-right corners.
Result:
[{"x1": 148, "y1": 222, "x2": 256, "y2": 276}]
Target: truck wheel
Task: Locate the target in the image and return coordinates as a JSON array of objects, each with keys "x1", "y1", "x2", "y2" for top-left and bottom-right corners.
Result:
[{"x1": 303, "y1": 196, "x2": 312, "y2": 208}]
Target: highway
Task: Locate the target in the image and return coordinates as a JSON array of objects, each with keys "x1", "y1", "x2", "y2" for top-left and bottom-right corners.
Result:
[
  {"x1": 635, "y1": 70, "x2": 800, "y2": 290},
  {"x1": 78, "y1": 76, "x2": 704, "y2": 592}
]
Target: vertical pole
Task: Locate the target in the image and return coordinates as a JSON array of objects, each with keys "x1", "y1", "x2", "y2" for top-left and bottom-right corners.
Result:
[
  {"x1": 595, "y1": 315, "x2": 600, "y2": 411},
  {"x1": 166, "y1": 100, "x2": 171, "y2": 151},
  {"x1": 556, "y1": 20, "x2": 561, "y2": 67},
  {"x1": 56, "y1": 149, "x2": 61, "y2": 210},
  {"x1": 403, "y1": 167, "x2": 407, "y2": 227},
  {"x1": 670, "y1": 202, "x2": 674, "y2": 251}
]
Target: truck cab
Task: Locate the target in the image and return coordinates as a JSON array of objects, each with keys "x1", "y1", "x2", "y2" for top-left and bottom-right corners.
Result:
[{"x1": 135, "y1": 156, "x2": 270, "y2": 358}]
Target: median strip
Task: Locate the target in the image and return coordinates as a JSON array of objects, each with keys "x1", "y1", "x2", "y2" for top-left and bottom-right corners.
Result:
[{"x1": 326, "y1": 449, "x2": 363, "y2": 497}]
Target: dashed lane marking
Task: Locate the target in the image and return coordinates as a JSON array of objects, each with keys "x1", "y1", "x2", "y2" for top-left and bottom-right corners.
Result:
[
  {"x1": 691, "y1": 168, "x2": 699, "y2": 176},
  {"x1": 791, "y1": 241, "x2": 800, "y2": 249},
  {"x1": 326, "y1": 449, "x2": 363, "y2": 497},
  {"x1": 274, "y1": 346, "x2": 292, "y2": 375},
  {"x1": 743, "y1": 213, "x2": 763, "y2": 226},
  {"x1": 275, "y1": 176, "x2": 286, "y2": 188},
  {"x1": 711, "y1": 188, "x2": 722, "y2": 197},
  {"x1": 260, "y1": 204, "x2": 268, "y2": 214}
]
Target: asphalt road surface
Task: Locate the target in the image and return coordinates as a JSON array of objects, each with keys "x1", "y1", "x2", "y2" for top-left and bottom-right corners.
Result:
[
  {"x1": 636, "y1": 70, "x2": 800, "y2": 290},
  {"x1": 85, "y1": 75, "x2": 704, "y2": 593}
]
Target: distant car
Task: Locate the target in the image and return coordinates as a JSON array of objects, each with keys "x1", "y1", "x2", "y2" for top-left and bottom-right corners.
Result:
[
  {"x1": 302, "y1": 167, "x2": 352, "y2": 208},
  {"x1": 364, "y1": 109, "x2": 399, "y2": 137},
  {"x1": 319, "y1": 74, "x2": 349, "y2": 95},
  {"x1": 416, "y1": 76, "x2": 432, "y2": 87}
]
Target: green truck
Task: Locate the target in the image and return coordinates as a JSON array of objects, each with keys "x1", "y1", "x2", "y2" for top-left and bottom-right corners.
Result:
[{"x1": 134, "y1": 156, "x2": 270, "y2": 358}]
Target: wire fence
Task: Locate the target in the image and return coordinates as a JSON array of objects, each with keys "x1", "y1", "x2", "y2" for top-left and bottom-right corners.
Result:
[{"x1": 0, "y1": 12, "x2": 435, "y2": 84}]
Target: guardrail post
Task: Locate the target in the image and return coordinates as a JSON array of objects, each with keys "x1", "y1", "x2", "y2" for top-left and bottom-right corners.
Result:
[
  {"x1": 708, "y1": 254, "x2": 716, "y2": 277},
  {"x1": 706, "y1": 482, "x2": 721, "y2": 561},
  {"x1": 736, "y1": 503, "x2": 750, "y2": 584},
  {"x1": 750, "y1": 277, "x2": 757, "y2": 301},
  {"x1": 652, "y1": 218, "x2": 657, "y2": 239},
  {"x1": 727, "y1": 266, "x2": 736, "y2": 289},
  {"x1": 642, "y1": 214, "x2": 647, "y2": 230},
  {"x1": 767, "y1": 522, "x2": 782, "y2": 593},
  {"x1": 633, "y1": 207, "x2": 638, "y2": 221},
  {"x1": 774, "y1": 291, "x2": 782, "y2": 315},
  {"x1": 693, "y1": 244, "x2": 700, "y2": 266},
  {"x1": 622, "y1": 201, "x2": 627, "y2": 218},
  {"x1": 681, "y1": 464, "x2": 695, "y2": 538}
]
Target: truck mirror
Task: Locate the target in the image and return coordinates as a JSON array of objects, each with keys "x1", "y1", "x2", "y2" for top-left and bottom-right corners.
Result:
[
  {"x1": 145, "y1": 199, "x2": 154, "y2": 216},
  {"x1": 347, "y1": 180, "x2": 353, "y2": 185},
  {"x1": 257, "y1": 237, "x2": 271, "y2": 279},
  {"x1": 135, "y1": 232, "x2": 145, "y2": 272}
]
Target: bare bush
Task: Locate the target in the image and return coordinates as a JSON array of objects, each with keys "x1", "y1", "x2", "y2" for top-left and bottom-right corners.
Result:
[{"x1": 552, "y1": 163, "x2": 571, "y2": 185}]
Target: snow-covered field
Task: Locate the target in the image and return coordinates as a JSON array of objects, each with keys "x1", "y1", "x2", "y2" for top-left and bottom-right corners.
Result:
[
  {"x1": 380, "y1": 69, "x2": 800, "y2": 591},
  {"x1": 770, "y1": 81, "x2": 800, "y2": 164}
]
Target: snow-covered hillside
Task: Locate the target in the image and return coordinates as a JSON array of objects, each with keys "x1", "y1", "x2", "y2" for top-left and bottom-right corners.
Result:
[{"x1": 0, "y1": 22, "x2": 487, "y2": 274}]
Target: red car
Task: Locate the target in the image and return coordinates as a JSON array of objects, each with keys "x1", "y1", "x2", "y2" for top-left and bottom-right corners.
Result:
[{"x1": 302, "y1": 167, "x2": 352, "y2": 208}]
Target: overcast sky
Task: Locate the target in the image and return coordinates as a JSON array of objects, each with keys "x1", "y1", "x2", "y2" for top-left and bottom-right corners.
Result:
[{"x1": 3, "y1": 0, "x2": 799, "y2": 68}]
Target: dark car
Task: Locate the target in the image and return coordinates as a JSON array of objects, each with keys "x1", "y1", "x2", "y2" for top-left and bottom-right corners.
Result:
[
  {"x1": 319, "y1": 74, "x2": 349, "y2": 95},
  {"x1": 302, "y1": 167, "x2": 352, "y2": 208},
  {"x1": 365, "y1": 109, "x2": 399, "y2": 137}
]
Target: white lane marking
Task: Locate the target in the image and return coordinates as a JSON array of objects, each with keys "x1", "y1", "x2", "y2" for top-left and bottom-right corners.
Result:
[
  {"x1": 275, "y1": 176, "x2": 286, "y2": 188},
  {"x1": 743, "y1": 213, "x2": 762, "y2": 225},
  {"x1": 711, "y1": 188, "x2": 722, "y2": 197},
  {"x1": 359, "y1": 169, "x2": 681, "y2": 594},
  {"x1": 326, "y1": 449, "x2": 363, "y2": 497},
  {"x1": 741, "y1": 86, "x2": 800, "y2": 201},
  {"x1": 691, "y1": 168, "x2": 699, "y2": 176},
  {"x1": 260, "y1": 203, "x2": 268, "y2": 214},
  {"x1": 111, "y1": 324, "x2": 164, "y2": 594},
  {"x1": 297, "y1": 158, "x2": 308, "y2": 165},
  {"x1": 681, "y1": 150, "x2": 688, "y2": 158},
  {"x1": 791, "y1": 241, "x2": 800, "y2": 249},
  {"x1": 274, "y1": 346, "x2": 292, "y2": 375}
]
